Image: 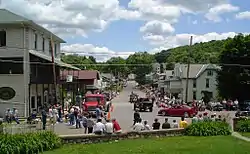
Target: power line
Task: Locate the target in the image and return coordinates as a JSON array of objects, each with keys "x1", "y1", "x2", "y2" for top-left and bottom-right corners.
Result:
[{"x1": 2, "y1": 59, "x2": 250, "y2": 67}]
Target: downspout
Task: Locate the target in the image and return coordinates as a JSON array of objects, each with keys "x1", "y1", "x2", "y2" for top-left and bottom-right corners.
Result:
[{"x1": 22, "y1": 22, "x2": 28, "y2": 117}]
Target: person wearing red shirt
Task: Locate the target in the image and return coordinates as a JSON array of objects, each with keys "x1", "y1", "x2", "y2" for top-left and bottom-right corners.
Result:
[{"x1": 112, "y1": 118, "x2": 122, "y2": 133}]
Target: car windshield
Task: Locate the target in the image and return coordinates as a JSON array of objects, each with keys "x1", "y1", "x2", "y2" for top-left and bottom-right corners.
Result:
[
  {"x1": 243, "y1": 101, "x2": 250, "y2": 105},
  {"x1": 85, "y1": 96, "x2": 102, "y2": 102}
]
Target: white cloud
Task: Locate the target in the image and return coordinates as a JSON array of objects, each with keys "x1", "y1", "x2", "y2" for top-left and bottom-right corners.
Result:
[
  {"x1": 205, "y1": 4, "x2": 239, "y2": 22},
  {"x1": 236, "y1": 11, "x2": 250, "y2": 20},
  {"x1": 140, "y1": 20, "x2": 175, "y2": 35},
  {"x1": 1, "y1": 0, "x2": 134, "y2": 37},
  {"x1": 1, "y1": 0, "x2": 245, "y2": 62},
  {"x1": 128, "y1": 0, "x2": 182, "y2": 23},
  {"x1": 148, "y1": 32, "x2": 243, "y2": 54},
  {"x1": 143, "y1": 35, "x2": 165, "y2": 45},
  {"x1": 61, "y1": 44, "x2": 134, "y2": 62}
]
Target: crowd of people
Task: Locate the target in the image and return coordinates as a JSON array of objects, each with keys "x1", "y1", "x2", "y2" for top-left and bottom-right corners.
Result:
[
  {"x1": 64, "y1": 106, "x2": 122, "y2": 135},
  {"x1": 132, "y1": 110, "x2": 225, "y2": 132},
  {"x1": 132, "y1": 109, "x2": 187, "y2": 132},
  {"x1": 4, "y1": 108, "x2": 19, "y2": 124}
]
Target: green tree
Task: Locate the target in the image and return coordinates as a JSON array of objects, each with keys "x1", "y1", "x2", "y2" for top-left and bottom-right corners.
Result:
[
  {"x1": 155, "y1": 39, "x2": 227, "y2": 65},
  {"x1": 217, "y1": 34, "x2": 250, "y2": 101},
  {"x1": 61, "y1": 54, "x2": 96, "y2": 70},
  {"x1": 89, "y1": 56, "x2": 96, "y2": 63},
  {"x1": 126, "y1": 52, "x2": 155, "y2": 85},
  {"x1": 103, "y1": 57, "x2": 129, "y2": 77}
]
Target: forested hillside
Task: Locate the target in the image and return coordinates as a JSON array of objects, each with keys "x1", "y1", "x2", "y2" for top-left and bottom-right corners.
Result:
[
  {"x1": 61, "y1": 36, "x2": 238, "y2": 84},
  {"x1": 155, "y1": 39, "x2": 227, "y2": 64}
]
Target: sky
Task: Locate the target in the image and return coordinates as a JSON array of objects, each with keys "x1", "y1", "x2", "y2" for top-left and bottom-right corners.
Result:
[{"x1": 1, "y1": 0, "x2": 250, "y2": 62}]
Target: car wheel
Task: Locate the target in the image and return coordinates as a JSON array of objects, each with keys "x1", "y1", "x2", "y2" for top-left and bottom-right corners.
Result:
[
  {"x1": 184, "y1": 112, "x2": 189, "y2": 118},
  {"x1": 162, "y1": 111, "x2": 168, "y2": 116}
]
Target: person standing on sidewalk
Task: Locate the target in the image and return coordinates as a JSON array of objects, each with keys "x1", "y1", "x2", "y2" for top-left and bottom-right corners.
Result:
[
  {"x1": 133, "y1": 110, "x2": 140, "y2": 125},
  {"x1": 41, "y1": 108, "x2": 47, "y2": 130},
  {"x1": 87, "y1": 114, "x2": 95, "y2": 134}
]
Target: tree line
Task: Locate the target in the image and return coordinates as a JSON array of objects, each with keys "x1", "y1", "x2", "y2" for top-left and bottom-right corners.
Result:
[{"x1": 62, "y1": 34, "x2": 250, "y2": 101}]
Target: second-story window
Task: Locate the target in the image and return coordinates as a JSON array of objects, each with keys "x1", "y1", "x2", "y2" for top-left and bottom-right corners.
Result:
[
  {"x1": 34, "y1": 33, "x2": 37, "y2": 49},
  {"x1": 193, "y1": 91, "x2": 196, "y2": 100},
  {"x1": 206, "y1": 78, "x2": 210, "y2": 88},
  {"x1": 0, "y1": 30, "x2": 6, "y2": 47},
  {"x1": 193, "y1": 79, "x2": 196, "y2": 88},
  {"x1": 207, "y1": 70, "x2": 213, "y2": 76},
  {"x1": 54, "y1": 43, "x2": 57, "y2": 56},
  {"x1": 49, "y1": 41, "x2": 52, "y2": 55},
  {"x1": 42, "y1": 38, "x2": 45, "y2": 52}
]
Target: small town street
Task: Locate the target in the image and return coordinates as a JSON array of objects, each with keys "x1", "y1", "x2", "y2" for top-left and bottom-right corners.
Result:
[{"x1": 53, "y1": 81, "x2": 236, "y2": 135}]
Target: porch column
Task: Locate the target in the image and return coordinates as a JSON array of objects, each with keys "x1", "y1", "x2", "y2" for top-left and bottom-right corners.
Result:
[{"x1": 23, "y1": 27, "x2": 30, "y2": 117}]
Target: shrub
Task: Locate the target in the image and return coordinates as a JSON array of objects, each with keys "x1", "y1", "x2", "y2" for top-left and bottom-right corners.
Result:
[
  {"x1": 0, "y1": 131, "x2": 61, "y2": 154},
  {"x1": 185, "y1": 121, "x2": 231, "y2": 136},
  {"x1": 235, "y1": 118, "x2": 250, "y2": 132}
]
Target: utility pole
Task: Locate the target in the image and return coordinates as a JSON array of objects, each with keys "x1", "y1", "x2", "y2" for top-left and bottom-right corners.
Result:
[
  {"x1": 50, "y1": 34, "x2": 57, "y2": 105},
  {"x1": 185, "y1": 36, "x2": 193, "y2": 103}
]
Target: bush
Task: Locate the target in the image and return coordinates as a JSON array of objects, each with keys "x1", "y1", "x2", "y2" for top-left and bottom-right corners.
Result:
[
  {"x1": 0, "y1": 131, "x2": 61, "y2": 154},
  {"x1": 185, "y1": 121, "x2": 231, "y2": 136},
  {"x1": 235, "y1": 118, "x2": 250, "y2": 132}
]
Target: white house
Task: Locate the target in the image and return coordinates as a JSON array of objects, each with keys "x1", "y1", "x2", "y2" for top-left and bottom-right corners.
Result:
[
  {"x1": 162, "y1": 63, "x2": 219, "y2": 102},
  {"x1": 0, "y1": 9, "x2": 79, "y2": 117}
]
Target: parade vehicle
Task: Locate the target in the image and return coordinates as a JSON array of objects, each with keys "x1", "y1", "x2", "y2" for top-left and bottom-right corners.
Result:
[
  {"x1": 238, "y1": 100, "x2": 250, "y2": 111},
  {"x1": 83, "y1": 94, "x2": 111, "y2": 115},
  {"x1": 134, "y1": 97, "x2": 153, "y2": 112},
  {"x1": 129, "y1": 94, "x2": 138, "y2": 103},
  {"x1": 158, "y1": 105, "x2": 198, "y2": 118},
  {"x1": 235, "y1": 110, "x2": 250, "y2": 117},
  {"x1": 206, "y1": 102, "x2": 224, "y2": 111}
]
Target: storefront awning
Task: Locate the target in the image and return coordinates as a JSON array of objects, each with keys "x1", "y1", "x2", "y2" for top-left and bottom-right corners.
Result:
[{"x1": 29, "y1": 50, "x2": 80, "y2": 70}]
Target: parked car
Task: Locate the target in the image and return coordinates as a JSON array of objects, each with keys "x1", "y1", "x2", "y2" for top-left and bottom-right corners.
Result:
[
  {"x1": 207, "y1": 102, "x2": 224, "y2": 111},
  {"x1": 158, "y1": 105, "x2": 198, "y2": 118},
  {"x1": 235, "y1": 110, "x2": 250, "y2": 117},
  {"x1": 239, "y1": 100, "x2": 250, "y2": 111}
]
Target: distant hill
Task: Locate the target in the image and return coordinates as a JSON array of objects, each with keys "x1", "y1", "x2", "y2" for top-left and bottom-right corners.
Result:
[{"x1": 154, "y1": 39, "x2": 228, "y2": 64}]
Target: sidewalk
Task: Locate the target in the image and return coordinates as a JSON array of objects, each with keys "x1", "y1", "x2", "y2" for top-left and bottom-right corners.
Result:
[{"x1": 232, "y1": 132, "x2": 250, "y2": 142}]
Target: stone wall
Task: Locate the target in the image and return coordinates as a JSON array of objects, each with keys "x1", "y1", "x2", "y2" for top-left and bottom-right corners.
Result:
[{"x1": 60, "y1": 128, "x2": 185, "y2": 144}]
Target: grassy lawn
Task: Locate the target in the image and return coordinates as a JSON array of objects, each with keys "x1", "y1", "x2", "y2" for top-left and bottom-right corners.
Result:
[
  {"x1": 44, "y1": 136, "x2": 250, "y2": 154},
  {"x1": 240, "y1": 132, "x2": 250, "y2": 138}
]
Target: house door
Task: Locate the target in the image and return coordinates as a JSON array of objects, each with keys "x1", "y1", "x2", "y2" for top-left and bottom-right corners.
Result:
[{"x1": 30, "y1": 96, "x2": 37, "y2": 112}]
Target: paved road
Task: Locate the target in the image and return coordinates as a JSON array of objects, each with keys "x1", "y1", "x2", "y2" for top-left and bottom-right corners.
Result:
[
  {"x1": 52, "y1": 81, "x2": 236, "y2": 135},
  {"x1": 111, "y1": 81, "x2": 236, "y2": 131},
  {"x1": 111, "y1": 81, "x2": 187, "y2": 131}
]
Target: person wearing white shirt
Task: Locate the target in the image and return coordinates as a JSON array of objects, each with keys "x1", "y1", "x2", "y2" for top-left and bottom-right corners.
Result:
[
  {"x1": 105, "y1": 120, "x2": 114, "y2": 134},
  {"x1": 143, "y1": 120, "x2": 151, "y2": 131},
  {"x1": 93, "y1": 119, "x2": 106, "y2": 135},
  {"x1": 172, "y1": 120, "x2": 179, "y2": 128},
  {"x1": 234, "y1": 99, "x2": 238, "y2": 105},
  {"x1": 133, "y1": 118, "x2": 144, "y2": 132}
]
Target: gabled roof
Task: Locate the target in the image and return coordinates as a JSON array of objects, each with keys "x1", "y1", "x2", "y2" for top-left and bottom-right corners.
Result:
[
  {"x1": 177, "y1": 64, "x2": 219, "y2": 79},
  {"x1": 0, "y1": 9, "x2": 65, "y2": 43}
]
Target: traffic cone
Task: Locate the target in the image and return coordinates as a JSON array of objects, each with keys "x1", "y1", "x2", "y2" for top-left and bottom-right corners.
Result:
[{"x1": 107, "y1": 111, "x2": 111, "y2": 120}]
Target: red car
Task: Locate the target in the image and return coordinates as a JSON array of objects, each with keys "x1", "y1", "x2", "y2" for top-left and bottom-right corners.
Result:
[{"x1": 158, "y1": 105, "x2": 198, "y2": 118}]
